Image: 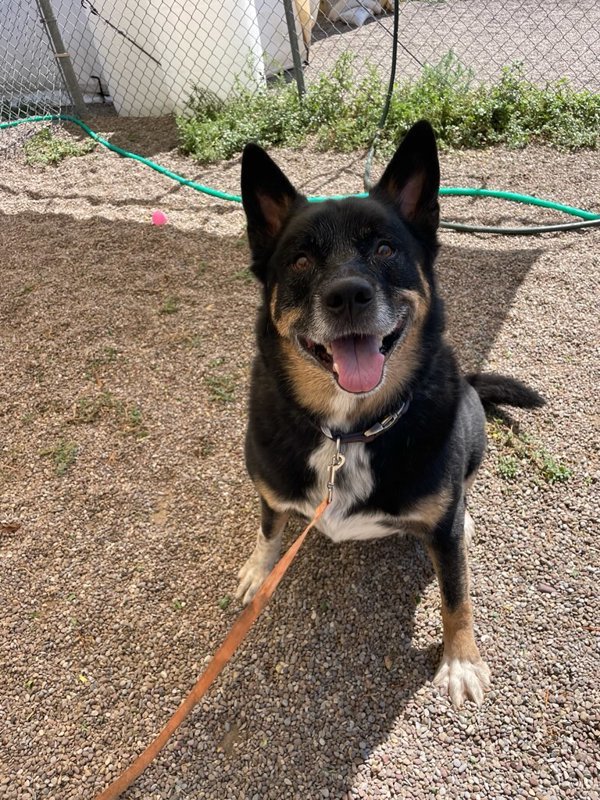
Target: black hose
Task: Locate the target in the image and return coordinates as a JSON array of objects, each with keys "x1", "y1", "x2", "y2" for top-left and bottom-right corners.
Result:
[{"x1": 362, "y1": 0, "x2": 599, "y2": 236}]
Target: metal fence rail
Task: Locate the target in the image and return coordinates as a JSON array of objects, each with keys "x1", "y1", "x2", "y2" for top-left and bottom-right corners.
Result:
[
  {"x1": 0, "y1": 0, "x2": 67, "y2": 154},
  {"x1": 1, "y1": 0, "x2": 599, "y2": 126}
]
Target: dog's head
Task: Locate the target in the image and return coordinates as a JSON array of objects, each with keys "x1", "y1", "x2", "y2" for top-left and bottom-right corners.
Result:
[{"x1": 241, "y1": 120, "x2": 441, "y2": 424}]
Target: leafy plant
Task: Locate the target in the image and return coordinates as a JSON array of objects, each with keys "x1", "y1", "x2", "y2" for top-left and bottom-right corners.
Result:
[
  {"x1": 497, "y1": 454, "x2": 520, "y2": 481},
  {"x1": 41, "y1": 440, "x2": 78, "y2": 475},
  {"x1": 488, "y1": 417, "x2": 572, "y2": 486},
  {"x1": 204, "y1": 373, "x2": 236, "y2": 404},
  {"x1": 177, "y1": 52, "x2": 600, "y2": 163},
  {"x1": 160, "y1": 296, "x2": 179, "y2": 315},
  {"x1": 24, "y1": 127, "x2": 95, "y2": 166},
  {"x1": 72, "y1": 392, "x2": 148, "y2": 438}
]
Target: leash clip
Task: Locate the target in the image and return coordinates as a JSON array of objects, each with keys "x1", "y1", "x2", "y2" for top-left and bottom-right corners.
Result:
[{"x1": 326, "y1": 437, "x2": 346, "y2": 504}]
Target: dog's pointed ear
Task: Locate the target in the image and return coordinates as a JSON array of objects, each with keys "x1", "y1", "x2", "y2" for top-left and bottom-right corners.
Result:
[
  {"x1": 371, "y1": 120, "x2": 440, "y2": 235},
  {"x1": 241, "y1": 144, "x2": 305, "y2": 280}
]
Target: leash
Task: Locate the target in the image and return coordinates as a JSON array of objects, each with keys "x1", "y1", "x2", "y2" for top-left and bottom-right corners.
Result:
[
  {"x1": 93, "y1": 497, "x2": 329, "y2": 800},
  {"x1": 92, "y1": 409, "x2": 404, "y2": 797},
  {"x1": 91, "y1": 398, "x2": 408, "y2": 797}
]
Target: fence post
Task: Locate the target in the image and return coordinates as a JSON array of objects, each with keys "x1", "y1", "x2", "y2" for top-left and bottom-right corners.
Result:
[
  {"x1": 35, "y1": 0, "x2": 87, "y2": 118},
  {"x1": 282, "y1": 0, "x2": 306, "y2": 98}
]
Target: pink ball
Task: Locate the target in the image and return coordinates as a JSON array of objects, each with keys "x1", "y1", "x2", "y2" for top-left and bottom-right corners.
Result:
[{"x1": 151, "y1": 209, "x2": 168, "y2": 226}]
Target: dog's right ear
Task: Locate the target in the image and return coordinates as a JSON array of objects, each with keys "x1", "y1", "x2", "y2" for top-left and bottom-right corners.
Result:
[{"x1": 241, "y1": 144, "x2": 305, "y2": 281}]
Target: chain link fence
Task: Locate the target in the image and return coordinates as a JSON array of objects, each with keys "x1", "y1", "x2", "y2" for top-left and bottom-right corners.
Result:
[
  {"x1": 1, "y1": 0, "x2": 599, "y2": 133},
  {"x1": 308, "y1": 0, "x2": 600, "y2": 91},
  {"x1": 0, "y1": 0, "x2": 65, "y2": 154}
]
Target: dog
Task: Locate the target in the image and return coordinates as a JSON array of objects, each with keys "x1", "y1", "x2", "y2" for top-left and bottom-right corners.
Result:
[{"x1": 236, "y1": 120, "x2": 544, "y2": 707}]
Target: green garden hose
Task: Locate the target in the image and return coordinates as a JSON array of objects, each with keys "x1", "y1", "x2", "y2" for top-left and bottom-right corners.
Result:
[{"x1": 1, "y1": 114, "x2": 599, "y2": 234}]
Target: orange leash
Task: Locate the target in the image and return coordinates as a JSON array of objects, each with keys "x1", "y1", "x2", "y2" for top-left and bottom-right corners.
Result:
[{"x1": 94, "y1": 498, "x2": 329, "y2": 800}]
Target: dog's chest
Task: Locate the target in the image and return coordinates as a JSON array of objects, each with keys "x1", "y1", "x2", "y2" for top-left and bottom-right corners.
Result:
[{"x1": 293, "y1": 439, "x2": 402, "y2": 542}]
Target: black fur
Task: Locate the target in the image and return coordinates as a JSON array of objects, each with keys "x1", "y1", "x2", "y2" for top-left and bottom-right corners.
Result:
[
  {"x1": 238, "y1": 121, "x2": 545, "y2": 705},
  {"x1": 466, "y1": 373, "x2": 546, "y2": 409}
]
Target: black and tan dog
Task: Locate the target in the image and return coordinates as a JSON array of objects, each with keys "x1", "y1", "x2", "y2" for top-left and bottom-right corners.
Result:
[{"x1": 236, "y1": 121, "x2": 543, "y2": 706}]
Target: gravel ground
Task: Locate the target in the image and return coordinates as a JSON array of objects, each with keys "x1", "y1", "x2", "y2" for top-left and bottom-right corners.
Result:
[
  {"x1": 308, "y1": 0, "x2": 600, "y2": 91},
  {"x1": 0, "y1": 119, "x2": 599, "y2": 800}
]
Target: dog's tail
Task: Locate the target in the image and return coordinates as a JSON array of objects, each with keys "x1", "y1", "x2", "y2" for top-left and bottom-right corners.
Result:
[{"x1": 466, "y1": 373, "x2": 545, "y2": 409}]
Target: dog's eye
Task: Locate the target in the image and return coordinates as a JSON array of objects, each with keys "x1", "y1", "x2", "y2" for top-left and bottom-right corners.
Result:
[
  {"x1": 375, "y1": 242, "x2": 394, "y2": 258},
  {"x1": 293, "y1": 255, "x2": 310, "y2": 270}
]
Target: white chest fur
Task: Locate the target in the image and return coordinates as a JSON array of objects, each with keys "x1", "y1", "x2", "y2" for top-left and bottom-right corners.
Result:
[{"x1": 289, "y1": 439, "x2": 403, "y2": 543}]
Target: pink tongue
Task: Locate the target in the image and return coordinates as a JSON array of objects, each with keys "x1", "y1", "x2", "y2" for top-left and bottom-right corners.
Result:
[{"x1": 330, "y1": 335, "x2": 385, "y2": 394}]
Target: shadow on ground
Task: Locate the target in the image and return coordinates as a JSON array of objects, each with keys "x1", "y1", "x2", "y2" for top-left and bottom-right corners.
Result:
[
  {"x1": 438, "y1": 242, "x2": 543, "y2": 371},
  {"x1": 80, "y1": 114, "x2": 181, "y2": 157},
  {"x1": 0, "y1": 207, "x2": 544, "y2": 797}
]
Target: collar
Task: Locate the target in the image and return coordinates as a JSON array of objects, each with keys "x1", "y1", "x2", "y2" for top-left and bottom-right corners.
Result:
[{"x1": 320, "y1": 394, "x2": 412, "y2": 445}]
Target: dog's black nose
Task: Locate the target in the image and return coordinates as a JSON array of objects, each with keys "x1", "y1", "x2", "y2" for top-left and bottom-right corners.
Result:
[{"x1": 323, "y1": 277, "x2": 374, "y2": 319}]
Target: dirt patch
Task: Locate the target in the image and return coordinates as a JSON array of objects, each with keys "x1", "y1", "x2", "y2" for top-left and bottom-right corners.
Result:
[{"x1": 0, "y1": 124, "x2": 598, "y2": 799}]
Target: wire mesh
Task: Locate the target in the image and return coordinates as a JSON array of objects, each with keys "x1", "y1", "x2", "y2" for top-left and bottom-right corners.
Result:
[
  {"x1": 1, "y1": 0, "x2": 599, "y2": 127},
  {"x1": 0, "y1": 0, "x2": 72, "y2": 155},
  {"x1": 307, "y1": 0, "x2": 600, "y2": 91}
]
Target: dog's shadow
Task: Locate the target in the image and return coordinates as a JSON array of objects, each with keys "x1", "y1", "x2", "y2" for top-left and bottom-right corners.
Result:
[
  {"x1": 438, "y1": 242, "x2": 544, "y2": 370},
  {"x1": 1, "y1": 205, "x2": 546, "y2": 796},
  {"x1": 173, "y1": 530, "x2": 437, "y2": 797},
  {"x1": 162, "y1": 239, "x2": 546, "y2": 796}
]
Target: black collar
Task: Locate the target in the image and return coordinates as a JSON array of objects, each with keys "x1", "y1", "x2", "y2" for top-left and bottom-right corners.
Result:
[{"x1": 320, "y1": 394, "x2": 411, "y2": 444}]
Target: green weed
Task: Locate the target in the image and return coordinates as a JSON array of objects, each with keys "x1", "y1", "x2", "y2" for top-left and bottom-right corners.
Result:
[
  {"x1": 72, "y1": 392, "x2": 148, "y2": 437},
  {"x1": 160, "y1": 296, "x2": 179, "y2": 315},
  {"x1": 204, "y1": 373, "x2": 236, "y2": 404},
  {"x1": 85, "y1": 347, "x2": 119, "y2": 380},
  {"x1": 231, "y1": 267, "x2": 254, "y2": 284},
  {"x1": 488, "y1": 418, "x2": 572, "y2": 485},
  {"x1": 534, "y1": 453, "x2": 572, "y2": 485},
  {"x1": 74, "y1": 392, "x2": 115, "y2": 423},
  {"x1": 125, "y1": 405, "x2": 148, "y2": 438},
  {"x1": 185, "y1": 333, "x2": 203, "y2": 349},
  {"x1": 497, "y1": 454, "x2": 520, "y2": 481},
  {"x1": 24, "y1": 127, "x2": 95, "y2": 166},
  {"x1": 178, "y1": 52, "x2": 600, "y2": 163},
  {"x1": 41, "y1": 440, "x2": 78, "y2": 475}
]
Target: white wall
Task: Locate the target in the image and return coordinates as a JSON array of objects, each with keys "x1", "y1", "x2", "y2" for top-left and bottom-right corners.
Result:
[
  {"x1": 0, "y1": 0, "x2": 105, "y2": 99},
  {"x1": 1, "y1": 0, "x2": 304, "y2": 115}
]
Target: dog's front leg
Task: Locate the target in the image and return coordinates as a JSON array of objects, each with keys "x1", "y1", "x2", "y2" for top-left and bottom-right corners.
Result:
[
  {"x1": 428, "y1": 501, "x2": 491, "y2": 707},
  {"x1": 236, "y1": 499, "x2": 289, "y2": 605}
]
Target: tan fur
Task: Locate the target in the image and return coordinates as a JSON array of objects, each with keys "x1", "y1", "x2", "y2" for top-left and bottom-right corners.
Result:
[
  {"x1": 277, "y1": 276, "x2": 431, "y2": 425},
  {"x1": 350, "y1": 286, "x2": 430, "y2": 423},
  {"x1": 464, "y1": 470, "x2": 478, "y2": 493},
  {"x1": 281, "y1": 339, "x2": 336, "y2": 417},
  {"x1": 404, "y1": 487, "x2": 451, "y2": 533},
  {"x1": 415, "y1": 263, "x2": 431, "y2": 303},
  {"x1": 270, "y1": 286, "x2": 302, "y2": 339},
  {"x1": 427, "y1": 543, "x2": 481, "y2": 662},
  {"x1": 258, "y1": 194, "x2": 294, "y2": 237},
  {"x1": 255, "y1": 477, "x2": 288, "y2": 513},
  {"x1": 440, "y1": 599, "x2": 481, "y2": 662}
]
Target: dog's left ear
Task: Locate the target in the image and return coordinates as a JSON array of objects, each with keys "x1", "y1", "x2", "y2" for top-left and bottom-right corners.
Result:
[
  {"x1": 241, "y1": 144, "x2": 306, "y2": 279},
  {"x1": 371, "y1": 120, "x2": 440, "y2": 235}
]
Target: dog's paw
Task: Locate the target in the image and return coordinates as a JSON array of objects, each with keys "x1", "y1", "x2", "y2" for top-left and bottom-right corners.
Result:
[
  {"x1": 235, "y1": 549, "x2": 276, "y2": 605},
  {"x1": 433, "y1": 655, "x2": 491, "y2": 708}
]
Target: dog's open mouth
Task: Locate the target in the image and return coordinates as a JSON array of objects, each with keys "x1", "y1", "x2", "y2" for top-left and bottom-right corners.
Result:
[{"x1": 299, "y1": 317, "x2": 408, "y2": 394}]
